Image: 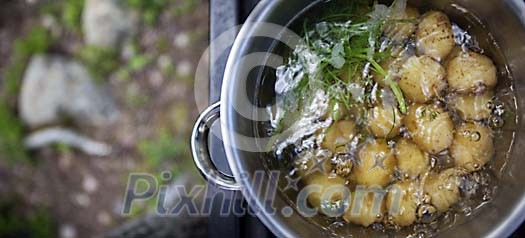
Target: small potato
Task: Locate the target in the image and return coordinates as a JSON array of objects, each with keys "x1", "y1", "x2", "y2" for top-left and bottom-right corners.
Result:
[
  {"x1": 322, "y1": 120, "x2": 357, "y2": 152},
  {"x1": 344, "y1": 191, "x2": 386, "y2": 227},
  {"x1": 416, "y1": 11, "x2": 455, "y2": 61},
  {"x1": 447, "y1": 50, "x2": 498, "y2": 93},
  {"x1": 352, "y1": 140, "x2": 396, "y2": 187},
  {"x1": 387, "y1": 180, "x2": 419, "y2": 226},
  {"x1": 451, "y1": 123, "x2": 494, "y2": 172},
  {"x1": 367, "y1": 104, "x2": 403, "y2": 138},
  {"x1": 449, "y1": 91, "x2": 494, "y2": 121},
  {"x1": 304, "y1": 173, "x2": 348, "y2": 212},
  {"x1": 423, "y1": 168, "x2": 461, "y2": 212},
  {"x1": 398, "y1": 56, "x2": 447, "y2": 103},
  {"x1": 385, "y1": 7, "x2": 420, "y2": 42},
  {"x1": 395, "y1": 138, "x2": 429, "y2": 178},
  {"x1": 404, "y1": 104, "x2": 454, "y2": 154}
]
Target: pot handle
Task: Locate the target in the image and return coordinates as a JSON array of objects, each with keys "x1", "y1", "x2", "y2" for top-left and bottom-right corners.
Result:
[{"x1": 190, "y1": 102, "x2": 241, "y2": 190}]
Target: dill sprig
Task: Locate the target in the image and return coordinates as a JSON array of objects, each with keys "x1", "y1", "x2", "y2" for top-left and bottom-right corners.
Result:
[{"x1": 275, "y1": 0, "x2": 410, "y2": 133}]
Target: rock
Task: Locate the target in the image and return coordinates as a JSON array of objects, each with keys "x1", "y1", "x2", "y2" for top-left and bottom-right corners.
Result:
[
  {"x1": 19, "y1": 55, "x2": 118, "y2": 128},
  {"x1": 83, "y1": 0, "x2": 132, "y2": 48},
  {"x1": 60, "y1": 224, "x2": 77, "y2": 238},
  {"x1": 24, "y1": 127, "x2": 112, "y2": 156}
]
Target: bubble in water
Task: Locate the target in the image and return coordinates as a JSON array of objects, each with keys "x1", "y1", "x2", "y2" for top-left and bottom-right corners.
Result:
[
  {"x1": 417, "y1": 204, "x2": 438, "y2": 223},
  {"x1": 315, "y1": 22, "x2": 330, "y2": 37},
  {"x1": 489, "y1": 115, "x2": 505, "y2": 128},
  {"x1": 469, "y1": 131, "x2": 481, "y2": 142}
]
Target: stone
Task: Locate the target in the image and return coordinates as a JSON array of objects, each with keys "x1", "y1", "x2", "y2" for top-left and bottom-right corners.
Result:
[
  {"x1": 24, "y1": 127, "x2": 112, "y2": 156},
  {"x1": 19, "y1": 54, "x2": 118, "y2": 128},
  {"x1": 83, "y1": 0, "x2": 132, "y2": 48}
]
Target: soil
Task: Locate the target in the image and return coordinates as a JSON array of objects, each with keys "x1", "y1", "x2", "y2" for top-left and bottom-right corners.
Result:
[{"x1": 0, "y1": 0, "x2": 210, "y2": 237}]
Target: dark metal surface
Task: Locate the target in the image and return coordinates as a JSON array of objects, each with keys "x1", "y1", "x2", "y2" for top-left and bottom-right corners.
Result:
[{"x1": 207, "y1": 0, "x2": 275, "y2": 237}]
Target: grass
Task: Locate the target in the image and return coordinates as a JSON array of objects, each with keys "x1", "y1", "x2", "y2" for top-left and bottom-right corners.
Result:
[
  {"x1": 125, "y1": 0, "x2": 171, "y2": 25},
  {"x1": 137, "y1": 129, "x2": 189, "y2": 170},
  {"x1": 171, "y1": 0, "x2": 198, "y2": 17},
  {"x1": 0, "y1": 26, "x2": 54, "y2": 164},
  {"x1": 4, "y1": 26, "x2": 53, "y2": 100},
  {"x1": 41, "y1": 0, "x2": 85, "y2": 33},
  {"x1": 76, "y1": 45, "x2": 120, "y2": 81}
]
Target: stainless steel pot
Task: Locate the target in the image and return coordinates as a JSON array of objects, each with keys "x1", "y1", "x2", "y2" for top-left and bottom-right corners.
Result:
[{"x1": 192, "y1": 0, "x2": 525, "y2": 237}]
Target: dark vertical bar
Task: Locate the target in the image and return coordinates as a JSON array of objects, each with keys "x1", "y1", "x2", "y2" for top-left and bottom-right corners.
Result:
[
  {"x1": 209, "y1": 0, "x2": 240, "y2": 103},
  {"x1": 208, "y1": 0, "x2": 275, "y2": 237},
  {"x1": 208, "y1": 1, "x2": 241, "y2": 238}
]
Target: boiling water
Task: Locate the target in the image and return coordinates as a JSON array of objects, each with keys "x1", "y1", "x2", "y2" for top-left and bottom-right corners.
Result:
[{"x1": 256, "y1": 0, "x2": 518, "y2": 237}]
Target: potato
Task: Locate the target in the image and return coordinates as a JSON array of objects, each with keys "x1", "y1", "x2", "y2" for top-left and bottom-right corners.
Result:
[
  {"x1": 449, "y1": 91, "x2": 494, "y2": 121},
  {"x1": 423, "y1": 168, "x2": 461, "y2": 212},
  {"x1": 344, "y1": 191, "x2": 386, "y2": 227},
  {"x1": 447, "y1": 50, "x2": 498, "y2": 93},
  {"x1": 321, "y1": 120, "x2": 357, "y2": 152},
  {"x1": 367, "y1": 104, "x2": 403, "y2": 138},
  {"x1": 387, "y1": 180, "x2": 419, "y2": 226},
  {"x1": 398, "y1": 56, "x2": 447, "y2": 103},
  {"x1": 451, "y1": 123, "x2": 494, "y2": 172},
  {"x1": 351, "y1": 140, "x2": 396, "y2": 187},
  {"x1": 404, "y1": 104, "x2": 454, "y2": 154},
  {"x1": 304, "y1": 173, "x2": 348, "y2": 212},
  {"x1": 416, "y1": 11, "x2": 455, "y2": 61},
  {"x1": 385, "y1": 7, "x2": 420, "y2": 42},
  {"x1": 395, "y1": 138, "x2": 429, "y2": 178}
]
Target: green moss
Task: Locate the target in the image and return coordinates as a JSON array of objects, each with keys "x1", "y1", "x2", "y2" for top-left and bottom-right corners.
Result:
[
  {"x1": 76, "y1": 45, "x2": 120, "y2": 81},
  {"x1": 41, "y1": 0, "x2": 85, "y2": 32},
  {"x1": 0, "y1": 26, "x2": 54, "y2": 164},
  {"x1": 172, "y1": 0, "x2": 198, "y2": 17},
  {"x1": 4, "y1": 26, "x2": 53, "y2": 99},
  {"x1": 125, "y1": 0, "x2": 170, "y2": 25},
  {"x1": 129, "y1": 54, "x2": 152, "y2": 72},
  {"x1": 137, "y1": 129, "x2": 185, "y2": 169},
  {"x1": 0, "y1": 102, "x2": 29, "y2": 163}
]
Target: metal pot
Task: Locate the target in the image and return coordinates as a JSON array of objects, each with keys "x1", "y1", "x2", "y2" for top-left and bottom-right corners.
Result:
[{"x1": 192, "y1": 0, "x2": 525, "y2": 237}]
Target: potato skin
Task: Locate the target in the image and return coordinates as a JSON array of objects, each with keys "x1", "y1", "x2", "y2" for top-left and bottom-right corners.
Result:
[
  {"x1": 449, "y1": 91, "x2": 494, "y2": 121},
  {"x1": 367, "y1": 104, "x2": 403, "y2": 138},
  {"x1": 416, "y1": 11, "x2": 455, "y2": 61},
  {"x1": 352, "y1": 140, "x2": 396, "y2": 187},
  {"x1": 395, "y1": 138, "x2": 429, "y2": 178},
  {"x1": 304, "y1": 173, "x2": 348, "y2": 211},
  {"x1": 447, "y1": 51, "x2": 498, "y2": 93},
  {"x1": 423, "y1": 168, "x2": 461, "y2": 212},
  {"x1": 385, "y1": 7, "x2": 420, "y2": 42},
  {"x1": 404, "y1": 104, "x2": 454, "y2": 154},
  {"x1": 322, "y1": 120, "x2": 357, "y2": 152},
  {"x1": 387, "y1": 180, "x2": 418, "y2": 226},
  {"x1": 344, "y1": 191, "x2": 386, "y2": 227},
  {"x1": 398, "y1": 56, "x2": 447, "y2": 103},
  {"x1": 451, "y1": 123, "x2": 494, "y2": 172}
]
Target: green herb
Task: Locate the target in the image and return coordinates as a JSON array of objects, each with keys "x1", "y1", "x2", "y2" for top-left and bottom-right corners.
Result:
[
  {"x1": 283, "y1": 1, "x2": 408, "y2": 116},
  {"x1": 418, "y1": 106, "x2": 440, "y2": 121}
]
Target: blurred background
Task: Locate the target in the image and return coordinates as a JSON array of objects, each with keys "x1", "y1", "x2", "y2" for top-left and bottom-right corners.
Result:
[{"x1": 0, "y1": 0, "x2": 209, "y2": 237}]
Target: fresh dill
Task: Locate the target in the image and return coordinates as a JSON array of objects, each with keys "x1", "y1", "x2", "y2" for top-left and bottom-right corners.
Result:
[{"x1": 289, "y1": 1, "x2": 407, "y2": 112}]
